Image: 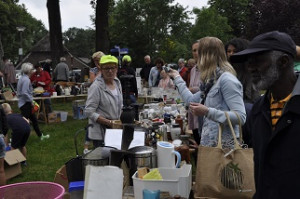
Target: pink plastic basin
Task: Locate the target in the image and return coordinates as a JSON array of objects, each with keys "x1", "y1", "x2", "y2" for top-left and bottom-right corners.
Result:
[{"x1": 0, "y1": 181, "x2": 65, "y2": 199}]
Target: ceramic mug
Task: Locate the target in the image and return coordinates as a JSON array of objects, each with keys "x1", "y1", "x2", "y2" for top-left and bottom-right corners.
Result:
[{"x1": 157, "y1": 141, "x2": 181, "y2": 168}]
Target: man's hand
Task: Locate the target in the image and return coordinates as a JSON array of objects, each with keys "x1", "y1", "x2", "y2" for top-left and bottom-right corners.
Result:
[{"x1": 189, "y1": 102, "x2": 209, "y2": 116}]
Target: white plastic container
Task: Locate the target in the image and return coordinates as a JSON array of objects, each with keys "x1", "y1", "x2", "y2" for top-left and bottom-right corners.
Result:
[
  {"x1": 54, "y1": 111, "x2": 68, "y2": 122},
  {"x1": 60, "y1": 111, "x2": 68, "y2": 122},
  {"x1": 132, "y1": 164, "x2": 192, "y2": 199}
]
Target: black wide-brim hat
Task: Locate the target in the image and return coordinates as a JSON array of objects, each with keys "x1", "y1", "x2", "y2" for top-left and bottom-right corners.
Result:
[{"x1": 230, "y1": 31, "x2": 296, "y2": 63}]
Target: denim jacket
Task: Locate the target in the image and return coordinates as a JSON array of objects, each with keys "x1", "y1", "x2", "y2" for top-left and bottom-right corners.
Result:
[{"x1": 174, "y1": 72, "x2": 246, "y2": 148}]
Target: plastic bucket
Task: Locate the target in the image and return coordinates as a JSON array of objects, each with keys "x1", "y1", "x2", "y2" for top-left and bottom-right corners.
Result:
[
  {"x1": 60, "y1": 111, "x2": 68, "y2": 122},
  {"x1": 0, "y1": 181, "x2": 65, "y2": 199}
]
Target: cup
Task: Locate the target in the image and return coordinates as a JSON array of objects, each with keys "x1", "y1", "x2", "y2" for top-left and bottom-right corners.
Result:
[
  {"x1": 157, "y1": 141, "x2": 181, "y2": 168},
  {"x1": 52, "y1": 92, "x2": 57, "y2": 97}
]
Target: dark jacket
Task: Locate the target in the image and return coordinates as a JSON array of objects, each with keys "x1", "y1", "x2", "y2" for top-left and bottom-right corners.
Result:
[
  {"x1": 245, "y1": 76, "x2": 300, "y2": 199},
  {"x1": 0, "y1": 106, "x2": 8, "y2": 136},
  {"x1": 117, "y1": 66, "x2": 138, "y2": 97},
  {"x1": 140, "y1": 63, "x2": 154, "y2": 82}
]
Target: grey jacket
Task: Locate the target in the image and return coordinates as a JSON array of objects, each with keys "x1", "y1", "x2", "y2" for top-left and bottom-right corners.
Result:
[
  {"x1": 84, "y1": 76, "x2": 123, "y2": 140},
  {"x1": 174, "y1": 72, "x2": 246, "y2": 148},
  {"x1": 17, "y1": 74, "x2": 33, "y2": 108},
  {"x1": 54, "y1": 62, "x2": 69, "y2": 81}
]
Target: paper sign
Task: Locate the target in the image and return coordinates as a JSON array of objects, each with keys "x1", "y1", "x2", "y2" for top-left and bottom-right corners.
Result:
[{"x1": 104, "y1": 129, "x2": 145, "y2": 150}]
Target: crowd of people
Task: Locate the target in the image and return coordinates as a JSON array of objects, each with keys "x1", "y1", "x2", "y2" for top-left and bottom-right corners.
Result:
[
  {"x1": 0, "y1": 30, "x2": 299, "y2": 198},
  {"x1": 83, "y1": 31, "x2": 300, "y2": 199}
]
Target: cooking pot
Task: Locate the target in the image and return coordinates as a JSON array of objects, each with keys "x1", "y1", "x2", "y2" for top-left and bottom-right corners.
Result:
[
  {"x1": 127, "y1": 146, "x2": 157, "y2": 169},
  {"x1": 82, "y1": 146, "x2": 116, "y2": 175},
  {"x1": 127, "y1": 146, "x2": 157, "y2": 185}
]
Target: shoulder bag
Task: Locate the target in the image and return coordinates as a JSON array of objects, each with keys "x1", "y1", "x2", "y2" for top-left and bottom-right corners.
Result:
[{"x1": 193, "y1": 112, "x2": 255, "y2": 199}]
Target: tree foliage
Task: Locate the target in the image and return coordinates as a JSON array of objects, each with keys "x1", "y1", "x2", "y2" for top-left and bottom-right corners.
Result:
[
  {"x1": 109, "y1": 0, "x2": 192, "y2": 66},
  {"x1": 0, "y1": 0, "x2": 47, "y2": 64},
  {"x1": 191, "y1": 7, "x2": 233, "y2": 43},
  {"x1": 63, "y1": 28, "x2": 95, "y2": 58},
  {"x1": 247, "y1": 0, "x2": 300, "y2": 43},
  {"x1": 208, "y1": 0, "x2": 250, "y2": 37}
]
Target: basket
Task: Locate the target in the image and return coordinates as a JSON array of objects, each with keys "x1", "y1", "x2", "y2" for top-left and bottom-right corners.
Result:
[{"x1": 0, "y1": 181, "x2": 65, "y2": 199}]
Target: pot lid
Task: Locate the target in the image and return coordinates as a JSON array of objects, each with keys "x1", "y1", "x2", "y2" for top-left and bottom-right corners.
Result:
[
  {"x1": 83, "y1": 146, "x2": 116, "y2": 160},
  {"x1": 128, "y1": 146, "x2": 155, "y2": 154}
]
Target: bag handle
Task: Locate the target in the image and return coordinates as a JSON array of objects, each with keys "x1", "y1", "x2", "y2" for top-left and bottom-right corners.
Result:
[
  {"x1": 217, "y1": 112, "x2": 242, "y2": 149},
  {"x1": 232, "y1": 110, "x2": 243, "y2": 143}
]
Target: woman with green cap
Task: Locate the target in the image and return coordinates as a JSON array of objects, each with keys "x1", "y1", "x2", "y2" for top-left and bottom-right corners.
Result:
[{"x1": 84, "y1": 55, "x2": 123, "y2": 147}]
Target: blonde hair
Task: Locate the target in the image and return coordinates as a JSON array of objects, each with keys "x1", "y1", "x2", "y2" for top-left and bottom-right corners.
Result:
[
  {"x1": 197, "y1": 37, "x2": 236, "y2": 82},
  {"x1": 2, "y1": 103, "x2": 12, "y2": 114},
  {"x1": 92, "y1": 51, "x2": 105, "y2": 60}
]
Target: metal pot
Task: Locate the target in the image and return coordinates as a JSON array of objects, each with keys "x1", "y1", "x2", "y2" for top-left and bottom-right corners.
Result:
[
  {"x1": 82, "y1": 146, "x2": 116, "y2": 174},
  {"x1": 127, "y1": 146, "x2": 157, "y2": 169}
]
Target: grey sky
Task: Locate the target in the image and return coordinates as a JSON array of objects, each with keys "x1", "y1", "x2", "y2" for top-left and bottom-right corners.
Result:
[{"x1": 18, "y1": 0, "x2": 208, "y2": 31}]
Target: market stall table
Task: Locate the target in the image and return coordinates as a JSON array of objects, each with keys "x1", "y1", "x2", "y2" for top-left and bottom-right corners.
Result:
[{"x1": 4, "y1": 94, "x2": 87, "y2": 124}]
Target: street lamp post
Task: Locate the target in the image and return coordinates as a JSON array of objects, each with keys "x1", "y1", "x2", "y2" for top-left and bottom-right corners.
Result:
[{"x1": 16, "y1": 26, "x2": 26, "y2": 63}]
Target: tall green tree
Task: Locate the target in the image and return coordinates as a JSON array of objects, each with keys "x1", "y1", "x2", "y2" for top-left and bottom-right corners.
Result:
[
  {"x1": 191, "y1": 7, "x2": 233, "y2": 43},
  {"x1": 63, "y1": 28, "x2": 95, "y2": 58},
  {"x1": 208, "y1": 0, "x2": 249, "y2": 37},
  {"x1": 110, "y1": 0, "x2": 192, "y2": 66},
  {"x1": 0, "y1": 0, "x2": 46, "y2": 64},
  {"x1": 247, "y1": 0, "x2": 300, "y2": 43},
  {"x1": 47, "y1": 0, "x2": 64, "y2": 67}
]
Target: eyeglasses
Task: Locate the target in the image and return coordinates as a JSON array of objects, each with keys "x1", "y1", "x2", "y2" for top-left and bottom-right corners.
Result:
[{"x1": 102, "y1": 67, "x2": 117, "y2": 71}]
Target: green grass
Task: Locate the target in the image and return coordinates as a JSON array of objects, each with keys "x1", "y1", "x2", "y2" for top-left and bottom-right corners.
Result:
[{"x1": 7, "y1": 98, "x2": 88, "y2": 184}]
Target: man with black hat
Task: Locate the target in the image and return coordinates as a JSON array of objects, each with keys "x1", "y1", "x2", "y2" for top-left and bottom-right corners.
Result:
[{"x1": 231, "y1": 31, "x2": 300, "y2": 199}]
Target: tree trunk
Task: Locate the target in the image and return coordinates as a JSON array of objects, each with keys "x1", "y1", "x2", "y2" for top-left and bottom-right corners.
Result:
[
  {"x1": 47, "y1": 0, "x2": 64, "y2": 68},
  {"x1": 0, "y1": 34, "x2": 4, "y2": 71},
  {"x1": 96, "y1": 0, "x2": 110, "y2": 53}
]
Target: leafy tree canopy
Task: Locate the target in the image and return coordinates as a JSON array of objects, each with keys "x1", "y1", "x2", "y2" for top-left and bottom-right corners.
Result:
[
  {"x1": 191, "y1": 7, "x2": 233, "y2": 44},
  {"x1": 208, "y1": 0, "x2": 249, "y2": 37},
  {"x1": 0, "y1": 0, "x2": 47, "y2": 63},
  {"x1": 63, "y1": 28, "x2": 95, "y2": 59},
  {"x1": 109, "y1": 0, "x2": 192, "y2": 67},
  {"x1": 247, "y1": 0, "x2": 300, "y2": 44}
]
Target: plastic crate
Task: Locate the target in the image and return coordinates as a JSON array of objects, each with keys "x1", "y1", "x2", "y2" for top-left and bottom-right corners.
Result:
[{"x1": 132, "y1": 164, "x2": 192, "y2": 199}]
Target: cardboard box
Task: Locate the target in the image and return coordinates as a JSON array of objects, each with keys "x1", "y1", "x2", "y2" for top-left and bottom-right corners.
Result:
[
  {"x1": 48, "y1": 112, "x2": 61, "y2": 123},
  {"x1": 2, "y1": 91, "x2": 14, "y2": 101},
  {"x1": 54, "y1": 165, "x2": 69, "y2": 192},
  {"x1": 4, "y1": 149, "x2": 26, "y2": 180}
]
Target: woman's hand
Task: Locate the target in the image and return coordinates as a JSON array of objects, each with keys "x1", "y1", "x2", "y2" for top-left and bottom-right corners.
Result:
[
  {"x1": 189, "y1": 102, "x2": 209, "y2": 116},
  {"x1": 167, "y1": 69, "x2": 180, "y2": 79}
]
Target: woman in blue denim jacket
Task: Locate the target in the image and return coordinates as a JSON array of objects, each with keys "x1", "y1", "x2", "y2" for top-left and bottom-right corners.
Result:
[{"x1": 169, "y1": 37, "x2": 246, "y2": 148}]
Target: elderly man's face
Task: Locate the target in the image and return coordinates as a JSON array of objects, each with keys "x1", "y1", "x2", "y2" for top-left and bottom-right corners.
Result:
[
  {"x1": 247, "y1": 51, "x2": 280, "y2": 90},
  {"x1": 144, "y1": 57, "x2": 151, "y2": 64}
]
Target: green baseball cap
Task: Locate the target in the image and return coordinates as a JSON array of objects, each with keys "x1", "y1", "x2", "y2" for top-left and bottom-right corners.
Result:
[{"x1": 100, "y1": 55, "x2": 118, "y2": 65}]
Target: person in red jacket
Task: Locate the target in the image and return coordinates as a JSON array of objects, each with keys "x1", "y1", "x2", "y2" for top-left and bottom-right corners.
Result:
[
  {"x1": 30, "y1": 63, "x2": 52, "y2": 114},
  {"x1": 178, "y1": 58, "x2": 188, "y2": 83},
  {"x1": 30, "y1": 63, "x2": 51, "y2": 91}
]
